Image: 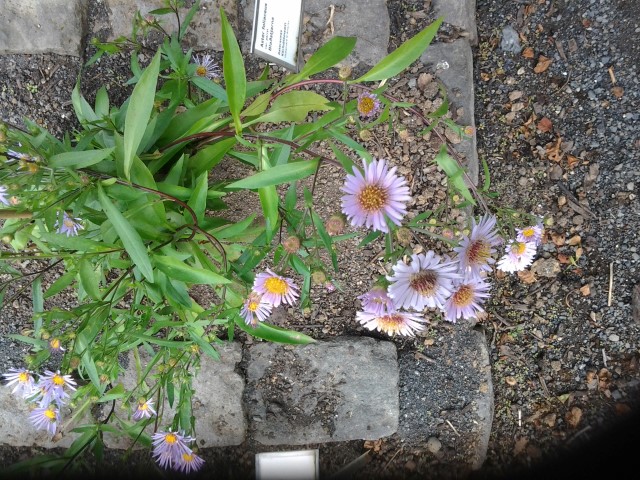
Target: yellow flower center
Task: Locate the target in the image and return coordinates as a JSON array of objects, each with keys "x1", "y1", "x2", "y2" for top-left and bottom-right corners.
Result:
[
  {"x1": 50, "y1": 338, "x2": 61, "y2": 349},
  {"x1": 452, "y1": 285, "x2": 473, "y2": 308},
  {"x1": 63, "y1": 218, "x2": 76, "y2": 228},
  {"x1": 183, "y1": 453, "x2": 195, "y2": 462},
  {"x1": 165, "y1": 433, "x2": 177, "y2": 444},
  {"x1": 264, "y1": 277, "x2": 288, "y2": 295},
  {"x1": 44, "y1": 408, "x2": 56, "y2": 420},
  {"x1": 522, "y1": 227, "x2": 534, "y2": 238},
  {"x1": 248, "y1": 300, "x2": 259, "y2": 312},
  {"x1": 358, "y1": 185, "x2": 388, "y2": 212},
  {"x1": 18, "y1": 372, "x2": 30, "y2": 383},
  {"x1": 377, "y1": 314, "x2": 406, "y2": 335},
  {"x1": 510, "y1": 242, "x2": 526, "y2": 255},
  {"x1": 52, "y1": 374, "x2": 65, "y2": 386},
  {"x1": 466, "y1": 240, "x2": 490, "y2": 265},
  {"x1": 409, "y1": 270, "x2": 438, "y2": 296},
  {"x1": 139, "y1": 402, "x2": 148, "y2": 411},
  {"x1": 358, "y1": 97, "x2": 375, "y2": 114},
  {"x1": 196, "y1": 65, "x2": 207, "y2": 76}
]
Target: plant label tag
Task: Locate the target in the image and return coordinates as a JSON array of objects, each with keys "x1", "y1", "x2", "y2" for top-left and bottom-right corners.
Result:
[{"x1": 250, "y1": 0, "x2": 304, "y2": 72}]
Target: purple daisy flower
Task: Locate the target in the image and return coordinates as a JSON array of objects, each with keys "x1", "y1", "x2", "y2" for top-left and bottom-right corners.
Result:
[
  {"x1": 252, "y1": 269, "x2": 299, "y2": 308},
  {"x1": 358, "y1": 286, "x2": 396, "y2": 316},
  {"x1": 152, "y1": 430, "x2": 194, "y2": 470},
  {"x1": 387, "y1": 251, "x2": 461, "y2": 311},
  {"x1": 36, "y1": 370, "x2": 77, "y2": 407},
  {"x1": 240, "y1": 291, "x2": 273, "y2": 327},
  {"x1": 443, "y1": 277, "x2": 491, "y2": 323},
  {"x1": 356, "y1": 91, "x2": 381, "y2": 117},
  {"x1": 0, "y1": 185, "x2": 10, "y2": 206},
  {"x1": 341, "y1": 158, "x2": 411, "y2": 233},
  {"x1": 29, "y1": 405, "x2": 60, "y2": 436},
  {"x1": 453, "y1": 215, "x2": 502, "y2": 275},
  {"x1": 176, "y1": 451, "x2": 206, "y2": 473},
  {"x1": 55, "y1": 212, "x2": 84, "y2": 237},
  {"x1": 193, "y1": 54, "x2": 221, "y2": 79},
  {"x1": 497, "y1": 240, "x2": 538, "y2": 273},
  {"x1": 356, "y1": 310, "x2": 427, "y2": 337},
  {"x1": 2, "y1": 368, "x2": 36, "y2": 398},
  {"x1": 516, "y1": 223, "x2": 544, "y2": 246},
  {"x1": 132, "y1": 398, "x2": 157, "y2": 421}
]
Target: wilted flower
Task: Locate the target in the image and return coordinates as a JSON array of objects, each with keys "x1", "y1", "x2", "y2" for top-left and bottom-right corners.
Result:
[
  {"x1": 55, "y1": 212, "x2": 84, "y2": 237},
  {"x1": 29, "y1": 405, "x2": 60, "y2": 436},
  {"x1": 0, "y1": 185, "x2": 10, "y2": 206},
  {"x1": 443, "y1": 277, "x2": 491, "y2": 323},
  {"x1": 193, "y1": 54, "x2": 221, "y2": 79},
  {"x1": 176, "y1": 451, "x2": 206, "y2": 473},
  {"x1": 387, "y1": 252, "x2": 460, "y2": 311},
  {"x1": 358, "y1": 286, "x2": 395, "y2": 316},
  {"x1": 36, "y1": 370, "x2": 77, "y2": 407},
  {"x1": 132, "y1": 398, "x2": 157, "y2": 421},
  {"x1": 282, "y1": 236, "x2": 301, "y2": 254},
  {"x1": 253, "y1": 269, "x2": 299, "y2": 308},
  {"x1": 516, "y1": 223, "x2": 543, "y2": 246},
  {"x1": 356, "y1": 92, "x2": 381, "y2": 117},
  {"x1": 453, "y1": 215, "x2": 502, "y2": 275},
  {"x1": 497, "y1": 240, "x2": 537, "y2": 273},
  {"x1": 341, "y1": 158, "x2": 411, "y2": 233},
  {"x1": 240, "y1": 291, "x2": 273, "y2": 327},
  {"x1": 326, "y1": 214, "x2": 346, "y2": 236},
  {"x1": 152, "y1": 430, "x2": 194, "y2": 470},
  {"x1": 356, "y1": 310, "x2": 427, "y2": 337},
  {"x1": 2, "y1": 368, "x2": 36, "y2": 398}
]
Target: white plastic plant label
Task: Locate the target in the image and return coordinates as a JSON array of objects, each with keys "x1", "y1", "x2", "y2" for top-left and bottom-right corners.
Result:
[{"x1": 250, "y1": 0, "x2": 304, "y2": 71}]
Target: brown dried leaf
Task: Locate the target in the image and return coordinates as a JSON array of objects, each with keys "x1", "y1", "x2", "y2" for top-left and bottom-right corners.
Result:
[
  {"x1": 567, "y1": 235, "x2": 582, "y2": 246},
  {"x1": 545, "y1": 136, "x2": 564, "y2": 162},
  {"x1": 522, "y1": 47, "x2": 535, "y2": 59},
  {"x1": 537, "y1": 117, "x2": 553, "y2": 132},
  {"x1": 517, "y1": 269, "x2": 537, "y2": 284},
  {"x1": 579, "y1": 284, "x2": 591, "y2": 296},
  {"x1": 534, "y1": 55, "x2": 552, "y2": 73},
  {"x1": 565, "y1": 406, "x2": 583, "y2": 428},
  {"x1": 542, "y1": 413, "x2": 557, "y2": 427},
  {"x1": 566, "y1": 154, "x2": 580, "y2": 169},
  {"x1": 505, "y1": 376, "x2": 518, "y2": 386},
  {"x1": 514, "y1": 437, "x2": 529, "y2": 455},
  {"x1": 550, "y1": 231, "x2": 565, "y2": 246},
  {"x1": 612, "y1": 86, "x2": 624, "y2": 98},
  {"x1": 557, "y1": 253, "x2": 571, "y2": 264}
]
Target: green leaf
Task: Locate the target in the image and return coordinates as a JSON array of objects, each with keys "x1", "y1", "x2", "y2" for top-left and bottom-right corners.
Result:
[
  {"x1": 227, "y1": 159, "x2": 319, "y2": 189},
  {"x1": 154, "y1": 255, "x2": 230, "y2": 285},
  {"x1": 95, "y1": 86, "x2": 110, "y2": 117},
  {"x1": 311, "y1": 210, "x2": 338, "y2": 271},
  {"x1": 234, "y1": 315, "x2": 315, "y2": 344},
  {"x1": 241, "y1": 92, "x2": 271, "y2": 118},
  {"x1": 434, "y1": 144, "x2": 475, "y2": 205},
  {"x1": 187, "y1": 329, "x2": 220, "y2": 360},
  {"x1": 44, "y1": 272, "x2": 75, "y2": 298},
  {"x1": 98, "y1": 383, "x2": 126, "y2": 403},
  {"x1": 353, "y1": 17, "x2": 443, "y2": 82},
  {"x1": 98, "y1": 185, "x2": 154, "y2": 282},
  {"x1": 187, "y1": 137, "x2": 236, "y2": 176},
  {"x1": 187, "y1": 172, "x2": 208, "y2": 223},
  {"x1": 259, "y1": 186, "x2": 278, "y2": 243},
  {"x1": 220, "y1": 8, "x2": 246, "y2": 134},
  {"x1": 32, "y1": 277, "x2": 43, "y2": 313},
  {"x1": 123, "y1": 49, "x2": 161, "y2": 179},
  {"x1": 49, "y1": 147, "x2": 114, "y2": 169},
  {"x1": 249, "y1": 91, "x2": 330, "y2": 125},
  {"x1": 71, "y1": 81, "x2": 98, "y2": 123},
  {"x1": 286, "y1": 36, "x2": 357, "y2": 85},
  {"x1": 79, "y1": 258, "x2": 101, "y2": 300}
]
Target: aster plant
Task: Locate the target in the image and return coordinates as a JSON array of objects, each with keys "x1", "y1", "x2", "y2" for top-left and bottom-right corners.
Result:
[{"x1": 0, "y1": 0, "x2": 542, "y2": 474}]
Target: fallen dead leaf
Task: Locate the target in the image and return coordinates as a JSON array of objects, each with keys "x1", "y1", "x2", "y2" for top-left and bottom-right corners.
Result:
[
  {"x1": 364, "y1": 439, "x2": 383, "y2": 453},
  {"x1": 522, "y1": 47, "x2": 535, "y2": 59},
  {"x1": 550, "y1": 231, "x2": 565, "y2": 246},
  {"x1": 545, "y1": 136, "x2": 564, "y2": 162},
  {"x1": 612, "y1": 86, "x2": 624, "y2": 98},
  {"x1": 542, "y1": 413, "x2": 556, "y2": 427},
  {"x1": 505, "y1": 376, "x2": 518, "y2": 386},
  {"x1": 567, "y1": 235, "x2": 581, "y2": 246},
  {"x1": 579, "y1": 284, "x2": 591, "y2": 296},
  {"x1": 517, "y1": 269, "x2": 537, "y2": 284},
  {"x1": 557, "y1": 253, "x2": 570, "y2": 264},
  {"x1": 566, "y1": 154, "x2": 580, "y2": 169},
  {"x1": 534, "y1": 55, "x2": 552, "y2": 73},
  {"x1": 615, "y1": 403, "x2": 632, "y2": 415},
  {"x1": 565, "y1": 406, "x2": 583, "y2": 428},
  {"x1": 586, "y1": 371, "x2": 598, "y2": 390},
  {"x1": 514, "y1": 437, "x2": 529, "y2": 455},
  {"x1": 537, "y1": 117, "x2": 553, "y2": 132},
  {"x1": 575, "y1": 247, "x2": 583, "y2": 261},
  {"x1": 509, "y1": 90, "x2": 523, "y2": 101}
]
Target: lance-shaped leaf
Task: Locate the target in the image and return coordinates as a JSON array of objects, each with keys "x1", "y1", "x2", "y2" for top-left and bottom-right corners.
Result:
[
  {"x1": 154, "y1": 255, "x2": 230, "y2": 285},
  {"x1": 249, "y1": 91, "x2": 331, "y2": 125},
  {"x1": 353, "y1": 17, "x2": 443, "y2": 83},
  {"x1": 226, "y1": 159, "x2": 320, "y2": 189},
  {"x1": 435, "y1": 144, "x2": 475, "y2": 205},
  {"x1": 221, "y1": 8, "x2": 246, "y2": 134},
  {"x1": 50, "y1": 148, "x2": 115, "y2": 169},
  {"x1": 98, "y1": 185, "x2": 154, "y2": 282},
  {"x1": 285, "y1": 36, "x2": 357, "y2": 85},
  {"x1": 234, "y1": 316, "x2": 315, "y2": 344},
  {"x1": 123, "y1": 49, "x2": 161, "y2": 179}
]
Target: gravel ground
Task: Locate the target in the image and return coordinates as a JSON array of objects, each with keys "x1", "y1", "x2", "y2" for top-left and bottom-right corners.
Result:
[{"x1": 1, "y1": 0, "x2": 640, "y2": 478}]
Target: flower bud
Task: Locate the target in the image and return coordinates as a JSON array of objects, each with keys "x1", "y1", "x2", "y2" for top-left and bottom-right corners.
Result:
[
  {"x1": 1, "y1": 234, "x2": 13, "y2": 244},
  {"x1": 359, "y1": 129, "x2": 373, "y2": 141},
  {"x1": 311, "y1": 270, "x2": 326, "y2": 285},
  {"x1": 283, "y1": 236, "x2": 301, "y2": 254},
  {"x1": 40, "y1": 330, "x2": 51, "y2": 340},
  {"x1": 338, "y1": 65, "x2": 352, "y2": 80},
  {"x1": 99, "y1": 374, "x2": 109, "y2": 384},
  {"x1": 326, "y1": 214, "x2": 346, "y2": 236},
  {"x1": 396, "y1": 227, "x2": 412, "y2": 247}
]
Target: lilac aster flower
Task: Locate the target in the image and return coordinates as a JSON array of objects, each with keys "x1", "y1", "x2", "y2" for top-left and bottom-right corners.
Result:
[
  {"x1": 443, "y1": 277, "x2": 491, "y2": 323},
  {"x1": 387, "y1": 251, "x2": 460, "y2": 311},
  {"x1": 341, "y1": 158, "x2": 411, "y2": 233},
  {"x1": 240, "y1": 291, "x2": 273, "y2": 327},
  {"x1": 132, "y1": 398, "x2": 157, "y2": 421},
  {"x1": 356, "y1": 92, "x2": 381, "y2": 117},
  {"x1": 497, "y1": 240, "x2": 538, "y2": 273},
  {"x1": 176, "y1": 451, "x2": 206, "y2": 473},
  {"x1": 358, "y1": 286, "x2": 396, "y2": 316},
  {"x1": 152, "y1": 430, "x2": 194, "y2": 470},
  {"x1": 193, "y1": 54, "x2": 221, "y2": 79},
  {"x1": 453, "y1": 215, "x2": 502, "y2": 275},
  {"x1": 0, "y1": 185, "x2": 10, "y2": 206},
  {"x1": 356, "y1": 310, "x2": 427, "y2": 337},
  {"x1": 2, "y1": 368, "x2": 36, "y2": 398},
  {"x1": 49, "y1": 338, "x2": 65, "y2": 353},
  {"x1": 516, "y1": 223, "x2": 544, "y2": 246},
  {"x1": 55, "y1": 212, "x2": 84, "y2": 237},
  {"x1": 36, "y1": 370, "x2": 77, "y2": 407},
  {"x1": 252, "y1": 269, "x2": 299, "y2": 308},
  {"x1": 29, "y1": 405, "x2": 60, "y2": 436}
]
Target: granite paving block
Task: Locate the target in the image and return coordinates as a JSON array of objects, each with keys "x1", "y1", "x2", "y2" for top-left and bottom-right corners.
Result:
[
  {"x1": 245, "y1": 336, "x2": 399, "y2": 445},
  {"x1": 433, "y1": 0, "x2": 478, "y2": 45},
  {"x1": 0, "y1": 0, "x2": 87, "y2": 56}
]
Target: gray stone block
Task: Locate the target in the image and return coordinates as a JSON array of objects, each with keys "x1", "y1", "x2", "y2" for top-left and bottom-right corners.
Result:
[
  {"x1": 104, "y1": 0, "x2": 238, "y2": 51},
  {"x1": 433, "y1": 0, "x2": 478, "y2": 46},
  {"x1": 245, "y1": 336, "x2": 398, "y2": 445},
  {"x1": 421, "y1": 39, "x2": 478, "y2": 183},
  {"x1": 0, "y1": 0, "x2": 87, "y2": 56}
]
